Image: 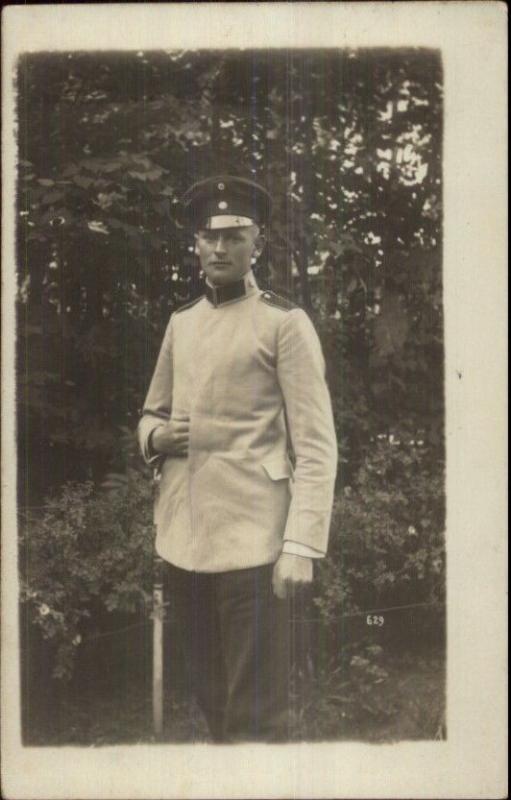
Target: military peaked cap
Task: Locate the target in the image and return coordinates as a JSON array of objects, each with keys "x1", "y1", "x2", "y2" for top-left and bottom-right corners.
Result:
[{"x1": 182, "y1": 175, "x2": 272, "y2": 231}]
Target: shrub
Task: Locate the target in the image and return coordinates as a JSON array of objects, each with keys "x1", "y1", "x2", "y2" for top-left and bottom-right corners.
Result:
[
  {"x1": 314, "y1": 427, "x2": 445, "y2": 636},
  {"x1": 19, "y1": 432, "x2": 155, "y2": 680},
  {"x1": 20, "y1": 424, "x2": 445, "y2": 684}
]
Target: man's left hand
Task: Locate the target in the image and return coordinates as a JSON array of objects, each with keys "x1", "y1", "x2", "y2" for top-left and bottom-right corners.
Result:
[{"x1": 272, "y1": 553, "x2": 313, "y2": 599}]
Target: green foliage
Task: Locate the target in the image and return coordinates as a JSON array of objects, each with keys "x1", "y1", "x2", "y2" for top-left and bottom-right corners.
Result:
[
  {"x1": 293, "y1": 646, "x2": 445, "y2": 741},
  {"x1": 315, "y1": 428, "x2": 445, "y2": 624},
  {"x1": 303, "y1": 644, "x2": 397, "y2": 737},
  {"x1": 19, "y1": 431, "x2": 154, "y2": 679}
]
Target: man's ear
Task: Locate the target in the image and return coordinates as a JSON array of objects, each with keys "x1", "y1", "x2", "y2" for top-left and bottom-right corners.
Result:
[
  {"x1": 193, "y1": 234, "x2": 200, "y2": 255},
  {"x1": 253, "y1": 233, "x2": 265, "y2": 260}
]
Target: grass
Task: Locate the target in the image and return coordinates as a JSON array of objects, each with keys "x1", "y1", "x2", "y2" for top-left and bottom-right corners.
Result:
[{"x1": 24, "y1": 646, "x2": 445, "y2": 746}]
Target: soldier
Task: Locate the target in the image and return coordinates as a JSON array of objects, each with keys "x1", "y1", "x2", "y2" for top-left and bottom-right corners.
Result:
[{"x1": 138, "y1": 176, "x2": 337, "y2": 742}]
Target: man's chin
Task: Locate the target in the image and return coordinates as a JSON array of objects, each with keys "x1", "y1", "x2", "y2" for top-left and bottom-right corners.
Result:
[{"x1": 206, "y1": 269, "x2": 238, "y2": 286}]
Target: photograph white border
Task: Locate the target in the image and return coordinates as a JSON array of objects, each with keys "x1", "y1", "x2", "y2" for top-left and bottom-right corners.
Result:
[{"x1": 2, "y1": 3, "x2": 507, "y2": 798}]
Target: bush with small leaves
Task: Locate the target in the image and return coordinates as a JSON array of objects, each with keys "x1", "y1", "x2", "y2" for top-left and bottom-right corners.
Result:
[{"x1": 19, "y1": 434, "x2": 155, "y2": 680}]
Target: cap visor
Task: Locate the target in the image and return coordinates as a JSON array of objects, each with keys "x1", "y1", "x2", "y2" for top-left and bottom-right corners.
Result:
[{"x1": 200, "y1": 215, "x2": 256, "y2": 230}]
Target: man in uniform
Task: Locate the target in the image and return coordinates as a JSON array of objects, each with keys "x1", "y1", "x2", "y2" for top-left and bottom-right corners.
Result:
[{"x1": 138, "y1": 176, "x2": 337, "y2": 742}]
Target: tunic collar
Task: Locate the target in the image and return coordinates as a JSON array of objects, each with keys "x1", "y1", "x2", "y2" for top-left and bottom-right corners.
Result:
[{"x1": 205, "y1": 270, "x2": 259, "y2": 308}]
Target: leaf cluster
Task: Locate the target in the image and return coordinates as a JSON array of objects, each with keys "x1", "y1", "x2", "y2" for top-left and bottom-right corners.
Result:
[{"x1": 19, "y1": 441, "x2": 154, "y2": 679}]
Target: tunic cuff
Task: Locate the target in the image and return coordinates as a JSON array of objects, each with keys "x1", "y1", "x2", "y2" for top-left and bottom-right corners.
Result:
[
  {"x1": 139, "y1": 419, "x2": 166, "y2": 465},
  {"x1": 282, "y1": 540, "x2": 325, "y2": 559}
]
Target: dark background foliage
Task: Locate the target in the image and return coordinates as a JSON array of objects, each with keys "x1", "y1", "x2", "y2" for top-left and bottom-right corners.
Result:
[{"x1": 17, "y1": 49, "x2": 445, "y2": 742}]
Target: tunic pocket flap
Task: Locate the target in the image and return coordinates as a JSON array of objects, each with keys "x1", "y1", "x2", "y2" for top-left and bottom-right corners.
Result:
[{"x1": 262, "y1": 457, "x2": 293, "y2": 481}]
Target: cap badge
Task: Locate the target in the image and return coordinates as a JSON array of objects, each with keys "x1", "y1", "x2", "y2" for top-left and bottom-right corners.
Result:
[
  {"x1": 218, "y1": 200, "x2": 228, "y2": 210},
  {"x1": 218, "y1": 182, "x2": 225, "y2": 190}
]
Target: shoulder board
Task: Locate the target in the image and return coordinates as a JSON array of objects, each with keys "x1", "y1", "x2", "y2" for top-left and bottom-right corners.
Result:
[
  {"x1": 259, "y1": 290, "x2": 298, "y2": 312},
  {"x1": 174, "y1": 295, "x2": 203, "y2": 314}
]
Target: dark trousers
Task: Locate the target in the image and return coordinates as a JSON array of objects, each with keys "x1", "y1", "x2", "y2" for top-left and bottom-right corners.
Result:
[{"x1": 167, "y1": 562, "x2": 296, "y2": 743}]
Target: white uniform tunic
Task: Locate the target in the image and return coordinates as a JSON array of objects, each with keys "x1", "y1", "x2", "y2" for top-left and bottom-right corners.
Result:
[{"x1": 138, "y1": 272, "x2": 338, "y2": 573}]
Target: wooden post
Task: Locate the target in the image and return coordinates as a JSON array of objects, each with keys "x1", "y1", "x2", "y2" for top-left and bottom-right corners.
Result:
[{"x1": 152, "y1": 555, "x2": 165, "y2": 738}]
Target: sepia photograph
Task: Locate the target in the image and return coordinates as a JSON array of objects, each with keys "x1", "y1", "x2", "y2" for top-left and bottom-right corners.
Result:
[
  {"x1": 2, "y1": 4, "x2": 507, "y2": 799},
  {"x1": 15, "y1": 44, "x2": 446, "y2": 746}
]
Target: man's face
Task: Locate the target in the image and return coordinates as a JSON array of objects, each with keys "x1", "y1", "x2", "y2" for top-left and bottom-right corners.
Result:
[{"x1": 194, "y1": 225, "x2": 262, "y2": 286}]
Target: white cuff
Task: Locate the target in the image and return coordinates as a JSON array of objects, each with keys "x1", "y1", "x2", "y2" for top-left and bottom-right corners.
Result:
[
  {"x1": 145, "y1": 424, "x2": 165, "y2": 464},
  {"x1": 282, "y1": 540, "x2": 325, "y2": 559}
]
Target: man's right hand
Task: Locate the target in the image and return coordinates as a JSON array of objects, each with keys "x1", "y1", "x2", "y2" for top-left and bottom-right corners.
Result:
[{"x1": 151, "y1": 417, "x2": 190, "y2": 457}]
